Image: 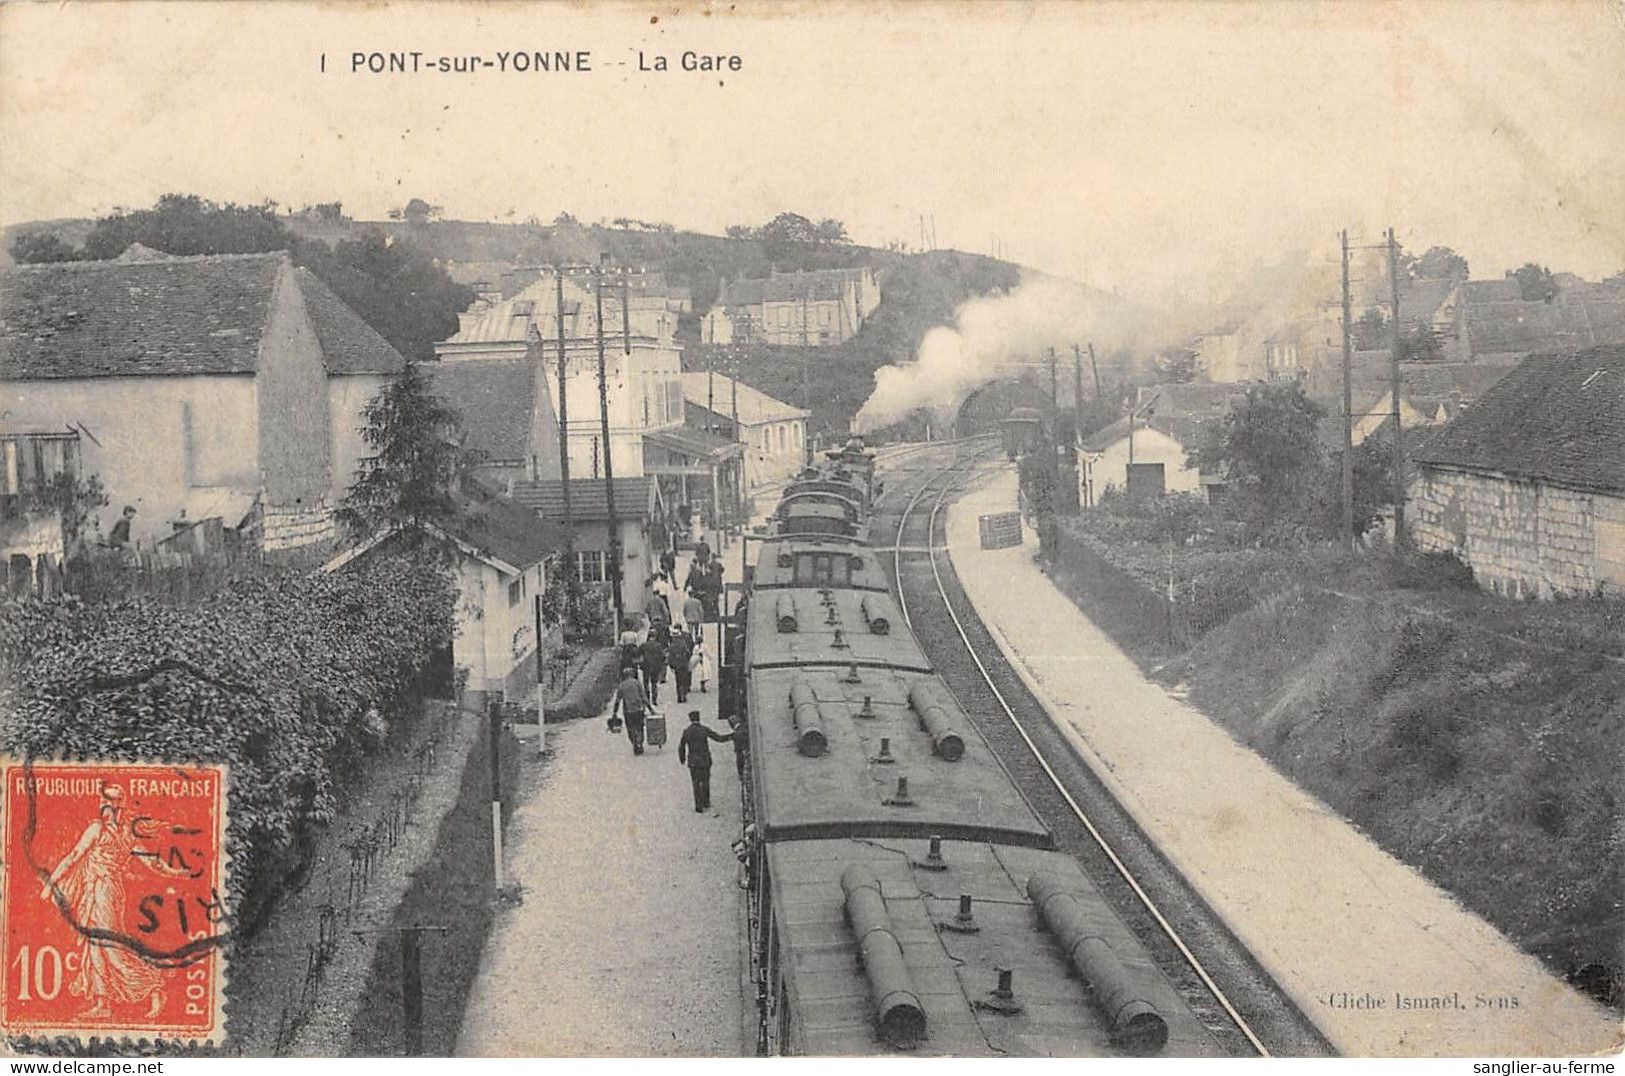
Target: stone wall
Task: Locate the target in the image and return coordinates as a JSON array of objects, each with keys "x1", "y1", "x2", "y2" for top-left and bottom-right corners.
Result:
[{"x1": 1410, "y1": 466, "x2": 1620, "y2": 598}]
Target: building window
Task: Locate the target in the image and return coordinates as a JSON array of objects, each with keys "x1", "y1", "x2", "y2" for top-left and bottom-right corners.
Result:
[
  {"x1": 794, "y1": 425, "x2": 803, "y2": 448},
  {"x1": 574, "y1": 549, "x2": 607, "y2": 583},
  {"x1": 778, "y1": 425, "x2": 787, "y2": 452},
  {"x1": 509, "y1": 579, "x2": 523, "y2": 607}
]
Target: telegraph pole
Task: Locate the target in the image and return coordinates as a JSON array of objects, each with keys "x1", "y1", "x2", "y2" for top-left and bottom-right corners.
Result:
[
  {"x1": 594, "y1": 254, "x2": 624, "y2": 626},
  {"x1": 1340, "y1": 230, "x2": 1355, "y2": 551},
  {"x1": 554, "y1": 269, "x2": 574, "y2": 564},
  {"x1": 1387, "y1": 227, "x2": 1408, "y2": 549},
  {"x1": 801, "y1": 294, "x2": 812, "y2": 465},
  {"x1": 1087, "y1": 342, "x2": 1102, "y2": 402},
  {"x1": 1047, "y1": 346, "x2": 1058, "y2": 413},
  {"x1": 1072, "y1": 343, "x2": 1085, "y2": 440},
  {"x1": 731, "y1": 340, "x2": 742, "y2": 524}
]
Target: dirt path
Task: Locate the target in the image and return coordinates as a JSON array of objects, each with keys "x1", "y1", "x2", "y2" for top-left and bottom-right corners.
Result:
[{"x1": 457, "y1": 551, "x2": 747, "y2": 1057}]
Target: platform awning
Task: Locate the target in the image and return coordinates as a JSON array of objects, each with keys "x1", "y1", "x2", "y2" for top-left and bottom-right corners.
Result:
[{"x1": 643, "y1": 425, "x2": 743, "y2": 464}]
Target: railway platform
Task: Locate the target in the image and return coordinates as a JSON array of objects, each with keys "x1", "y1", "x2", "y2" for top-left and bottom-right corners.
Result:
[
  {"x1": 943, "y1": 466, "x2": 1621, "y2": 1057},
  {"x1": 456, "y1": 548, "x2": 748, "y2": 1057}
]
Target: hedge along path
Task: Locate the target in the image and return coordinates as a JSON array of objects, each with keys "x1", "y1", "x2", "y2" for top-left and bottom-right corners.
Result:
[{"x1": 0, "y1": 550, "x2": 459, "y2": 970}]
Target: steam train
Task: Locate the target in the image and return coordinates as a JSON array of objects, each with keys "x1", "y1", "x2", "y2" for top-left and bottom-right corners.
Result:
[{"x1": 720, "y1": 440, "x2": 1220, "y2": 1056}]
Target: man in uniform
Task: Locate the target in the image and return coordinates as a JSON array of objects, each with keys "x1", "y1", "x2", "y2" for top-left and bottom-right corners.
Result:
[
  {"x1": 610, "y1": 666, "x2": 649, "y2": 754},
  {"x1": 677, "y1": 710, "x2": 732, "y2": 813}
]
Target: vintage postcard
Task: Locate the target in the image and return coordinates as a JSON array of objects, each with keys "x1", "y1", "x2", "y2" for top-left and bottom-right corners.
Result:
[{"x1": 0, "y1": 0, "x2": 1621, "y2": 1064}]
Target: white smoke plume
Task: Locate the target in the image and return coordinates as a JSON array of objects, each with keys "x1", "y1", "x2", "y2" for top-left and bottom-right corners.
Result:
[{"x1": 854, "y1": 273, "x2": 1168, "y2": 433}]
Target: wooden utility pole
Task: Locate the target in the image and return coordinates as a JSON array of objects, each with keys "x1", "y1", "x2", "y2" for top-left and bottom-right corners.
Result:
[
  {"x1": 594, "y1": 255, "x2": 624, "y2": 625},
  {"x1": 731, "y1": 335, "x2": 741, "y2": 523},
  {"x1": 801, "y1": 294, "x2": 812, "y2": 465},
  {"x1": 1340, "y1": 230, "x2": 1355, "y2": 551},
  {"x1": 554, "y1": 269, "x2": 574, "y2": 563},
  {"x1": 1387, "y1": 227, "x2": 1407, "y2": 549},
  {"x1": 488, "y1": 698, "x2": 504, "y2": 888},
  {"x1": 1072, "y1": 344, "x2": 1086, "y2": 420},
  {"x1": 1047, "y1": 347, "x2": 1058, "y2": 413},
  {"x1": 1087, "y1": 342, "x2": 1102, "y2": 402}
]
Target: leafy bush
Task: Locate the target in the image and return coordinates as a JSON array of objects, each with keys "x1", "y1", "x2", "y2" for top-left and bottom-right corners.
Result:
[{"x1": 0, "y1": 551, "x2": 455, "y2": 932}]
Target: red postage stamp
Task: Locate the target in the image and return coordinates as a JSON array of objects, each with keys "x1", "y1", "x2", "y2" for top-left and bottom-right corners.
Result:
[{"x1": 1, "y1": 760, "x2": 228, "y2": 1044}]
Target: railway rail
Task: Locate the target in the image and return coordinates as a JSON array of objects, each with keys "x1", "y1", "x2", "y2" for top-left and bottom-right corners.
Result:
[{"x1": 878, "y1": 441, "x2": 1333, "y2": 1058}]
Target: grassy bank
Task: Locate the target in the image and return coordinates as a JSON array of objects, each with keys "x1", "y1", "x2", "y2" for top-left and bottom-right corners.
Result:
[
  {"x1": 1041, "y1": 534, "x2": 1625, "y2": 1004},
  {"x1": 346, "y1": 717, "x2": 520, "y2": 1055}
]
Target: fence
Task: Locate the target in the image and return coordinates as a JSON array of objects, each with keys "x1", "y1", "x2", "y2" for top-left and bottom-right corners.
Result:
[
  {"x1": 1042, "y1": 526, "x2": 1268, "y2": 655},
  {"x1": 268, "y1": 700, "x2": 459, "y2": 1055}
]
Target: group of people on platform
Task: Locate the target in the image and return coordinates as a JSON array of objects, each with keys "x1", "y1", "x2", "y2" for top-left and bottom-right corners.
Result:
[{"x1": 605, "y1": 541, "x2": 746, "y2": 811}]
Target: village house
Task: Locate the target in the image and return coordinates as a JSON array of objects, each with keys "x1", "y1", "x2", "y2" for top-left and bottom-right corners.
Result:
[
  {"x1": 509, "y1": 475, "x2": 663, "y2": 616},
  {"x1": 323, "y1": 481, "x2": 569, "y2": 712},
  {"x1": 701, "y1": 267, "x2": 880, "y2": 347},
  {"x1": 1, "y1": 250, "x2": 401, "y2": 574},
  {"x1": 1409, "y1": 346, "x2": 1625, "y2": 599},
  {"x1": 681, "y1": 371, "x2": 809, "y2": 492},
  {"x1": 427, "y1": 329, "x2": 562, "y2": 492},
  {"x1": 1078, "y1": 409, "x2": 1206, "y2": 506},
  {"x1": 434, "y1": 270, "x2": 685, "y2": 482}
]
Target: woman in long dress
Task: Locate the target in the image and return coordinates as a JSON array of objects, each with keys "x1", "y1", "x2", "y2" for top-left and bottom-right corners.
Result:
[{"x1": 42, "y1": 785, "x2": 182, "y2": 1019}]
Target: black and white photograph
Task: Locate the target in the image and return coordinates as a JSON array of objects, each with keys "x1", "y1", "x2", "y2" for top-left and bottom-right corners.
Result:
[{"x1": 0, "y1": 0, "x2": 1621, "y2": 1063}]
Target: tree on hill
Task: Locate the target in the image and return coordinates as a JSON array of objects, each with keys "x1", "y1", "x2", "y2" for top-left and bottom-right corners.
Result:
[
  {"x1": 1513, "y1": 263, "x2": 1558, "y2": 303},
  {"x1": 1412, "y1": 246, "x2": 1469, "y2": 280},
  {"x1": 338, "y1": 362, "x2": 462, "y2": 543},
  {"x1": 390, "y1": 198, "x2": 442, "y2": 226},
  {"x1": 85, "y1": 194, "x2": 287, "y2": 259},
  {"x1": 9, "y1": 231, "x2": 83, "y2": 264},
  {"x1": 725, "y1": 212, "x2": 855, "y2": 269},
  {"x1": 76, "y1": 194, "x2": 472, "y2": 361},
  {"x1": 295, "y1": 230, "x2": 473, "y2": 361}
]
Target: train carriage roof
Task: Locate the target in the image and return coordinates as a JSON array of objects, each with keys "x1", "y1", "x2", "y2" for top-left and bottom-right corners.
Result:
[
  {"x1": 750, "y1": 538, "x2": 890, "y2": 592},
  {"x1": 746, "y1": 663, "x2": 1051, "y2": 846},
  {"x1": 746, "y1": 587, "x2": 929, "y2": 670},
  {"x1": 766, "y1": 838, "x2": 1224, "y2": 1056}
]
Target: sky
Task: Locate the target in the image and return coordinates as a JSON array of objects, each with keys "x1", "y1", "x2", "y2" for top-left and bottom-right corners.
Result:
[{"x1": 2, "y1": 0, "x2": 1622, "y2": 300}]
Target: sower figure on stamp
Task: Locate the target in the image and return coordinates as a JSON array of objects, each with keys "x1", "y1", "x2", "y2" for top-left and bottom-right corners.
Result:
[
  {"x1": 677, "y1": 710, "x2": 732, "y2": 813},
  {"x1": 611, "y1": 665, "x2": 649, "y2": 754},
  {"x1": 41, "y1": 783, "x2": 188, "y2": 1019}
]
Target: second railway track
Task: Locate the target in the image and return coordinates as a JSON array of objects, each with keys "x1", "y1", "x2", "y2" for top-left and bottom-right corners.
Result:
[{"x1": 876, "y1": 440, "x2": 1334, "y2": 1058}]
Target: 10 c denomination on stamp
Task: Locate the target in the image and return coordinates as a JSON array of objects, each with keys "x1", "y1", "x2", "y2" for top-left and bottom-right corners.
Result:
[{"x1": 2, "y1": 760, "x2": 228, "y2": 1044}]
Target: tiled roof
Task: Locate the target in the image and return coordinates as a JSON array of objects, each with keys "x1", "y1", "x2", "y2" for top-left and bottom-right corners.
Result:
[
  {"x1": 427, "y1": 360, "x2": 539, "y2": 462},
  {"x1": 644, "y1": 424, "x2": 743, "y2": 462},
  {"x1": 719, "y1": 268, "x2": 866, "y2": 306},
  {"x1": 680, "y1": 371, "x2": 808, "y2": 425},
  {"x1": 510, "y1": 476, "x2": 656, "y2": 521},
  {"x1": 1398, "y1": 278, "x2": 1457, "y2": 329},
  {"x1": 0, "y1": 252, "x2": 286, "y2": 379},
  {"x1": 1081, "y1": 413, "x2": 1207, "y2": 454},
  {"x1": 293, "y1": 267, "x2": 405, "y2": 375},
  {"x1": 1411, "y1": 346, "x2": 1625, "y2": 493},
  {"x1": 446, "y1": 481, "x2": 569, "y2": 571}
]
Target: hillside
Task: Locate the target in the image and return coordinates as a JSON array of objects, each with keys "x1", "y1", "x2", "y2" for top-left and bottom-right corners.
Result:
[
  {"x1": 687, "y1": 250, "x2": 1023, "y2": 439},
  {"x1": 6, "y1": 210, "x2": 1036, "y2": 435},
  {"x1": 1139, "y1": 554, "x2": 1625, "y2": 1001}
]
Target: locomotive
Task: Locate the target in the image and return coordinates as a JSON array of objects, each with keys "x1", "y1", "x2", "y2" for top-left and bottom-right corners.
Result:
[{"x1": 722, "y1": 441, "x2": 1222, "y2": 1057}]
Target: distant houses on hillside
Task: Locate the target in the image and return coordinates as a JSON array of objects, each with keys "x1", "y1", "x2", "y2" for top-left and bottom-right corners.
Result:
[{"x1": 701, "y1": 267, "x2": 880, "y2": 347}]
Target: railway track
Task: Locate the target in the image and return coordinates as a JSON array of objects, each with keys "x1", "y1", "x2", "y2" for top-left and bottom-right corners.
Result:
[{"x1": 877, "y1": 441, "x2": 1334, "y2": 1058}]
